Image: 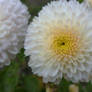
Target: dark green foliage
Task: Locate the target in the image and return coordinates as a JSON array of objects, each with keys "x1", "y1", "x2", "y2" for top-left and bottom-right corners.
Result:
[
  {"x1": 0, "y1": 60, "x2": 20, "y2": 92},
  {"x1": 58, "y1": 79, "x2": 71, "y2": 92},
  {"x1": 23, "y1": 75, "x2": 43, "y2": 92},
  {"x1": 2, "y1": 62, "x2": 20, "y2": 92},
  {"x1": 77, "y1": 0, "x2": 84, "y2": 3}
]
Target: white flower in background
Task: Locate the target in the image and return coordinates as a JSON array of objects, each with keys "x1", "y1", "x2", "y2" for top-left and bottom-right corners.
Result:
[
  {"x1": 0, "y1": 0, "x2": 30, "y2": 67},
  {"x1": 25, "y1": 0, "x2": 92, "y2": 84},
  {"x1": 84, "y1": 0, "x2": 92, "y2": 7}
]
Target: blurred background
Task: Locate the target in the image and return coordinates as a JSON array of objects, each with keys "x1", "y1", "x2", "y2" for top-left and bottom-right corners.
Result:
[{"x1": 0, "y1": 0, "x2": 92, "y2": 92}]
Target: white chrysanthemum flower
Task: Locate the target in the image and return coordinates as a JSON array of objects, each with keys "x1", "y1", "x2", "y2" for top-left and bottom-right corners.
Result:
[
  {"x1": 84, "y1": 0, "x2": 92, "y2": 7},
  {"x1": 25, "y1": 0, "x2": 92, "y2": 84},
  {"x1": 0, "y1": 0, "x2": 30, "y2": 67}
]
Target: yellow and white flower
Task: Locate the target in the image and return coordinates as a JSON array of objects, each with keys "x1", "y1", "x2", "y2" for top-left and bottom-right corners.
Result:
[
  {"x1": 0, "y1": 0, "x2": 30, "y2": 67},
  {"x1": 25, "y1": 0, "x2": 92, "y2": 83}
]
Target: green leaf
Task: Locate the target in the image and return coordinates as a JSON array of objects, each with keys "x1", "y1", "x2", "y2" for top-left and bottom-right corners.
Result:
[
  {"x1": 79, "y1": 82, "x2": 92, "y2": 92},
  {"x1": 2, "y1": 61, "x2": 20, "y2": 92},
  {"x1": 58, "y1": 79, "x2": 71, "y2": 92},
  {"x1": 0, "y1": 69, "x2": 7, "y2": 92},
  {"x1": 23, "y1": 75, "x2": 44, "y2": 92},
  {"x1": 15, "y1": 87, "x2": 26, "y2": 92},
  {"x1": 77, "y1": 0, "x2": 84, "y2": 3}
]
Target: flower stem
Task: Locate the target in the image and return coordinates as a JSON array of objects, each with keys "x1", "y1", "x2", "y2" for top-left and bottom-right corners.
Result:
[
  {"x1": 46, "y1": 84, "x2": 57, "y2": 92},
  {"x1": 69, "y1": 84, "x2": 79, "y2": 92}
]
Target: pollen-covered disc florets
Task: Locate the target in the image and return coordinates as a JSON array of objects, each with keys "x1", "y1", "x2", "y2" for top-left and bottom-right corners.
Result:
[
  {"x1": 48, "y1": 29, "x2": 82, "y2": 58},
  {"x1": 25, "y1": 0, "x2": 92, "y2": 84},
  {"x1": 0, "y1": 0, "x2": 30, "y2": 67}
]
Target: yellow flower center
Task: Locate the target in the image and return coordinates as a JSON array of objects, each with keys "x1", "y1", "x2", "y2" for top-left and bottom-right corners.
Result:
[{"x1": 48, "y1": 29, "x2": 81, "y2": 57}]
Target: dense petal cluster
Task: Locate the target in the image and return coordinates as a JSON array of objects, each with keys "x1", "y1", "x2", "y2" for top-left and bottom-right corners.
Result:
[
  {"x1": 0, "y1": 0, "x2": 30, "y2": 67},
  {"x1": 25, "y1": 0, "x2": 92, "y2": 84}
]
